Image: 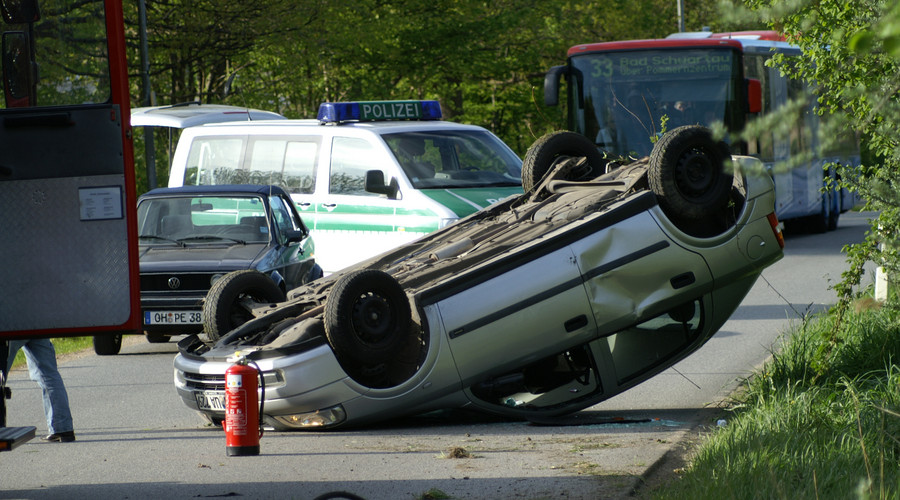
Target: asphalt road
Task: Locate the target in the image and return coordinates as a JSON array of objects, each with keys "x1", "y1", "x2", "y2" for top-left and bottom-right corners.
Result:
[{"x1": 0, "y1": 211, "x2": 875, "y2": 500}]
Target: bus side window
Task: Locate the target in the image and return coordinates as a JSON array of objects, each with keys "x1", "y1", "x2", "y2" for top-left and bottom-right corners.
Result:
[{"x1": 743, "y1": 53, "x2": 774, "y2": 162}]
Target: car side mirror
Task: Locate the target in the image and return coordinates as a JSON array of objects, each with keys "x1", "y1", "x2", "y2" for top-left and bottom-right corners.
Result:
[
  {"x1": 746, "y1": 78, "x2": 762, "y2": 114},
  {"x1": 365, "y1": 170, "x2": 400, "y2": 199},
  {"x1": 284, "y1": 229, "x2": 306, "y2": 244}
]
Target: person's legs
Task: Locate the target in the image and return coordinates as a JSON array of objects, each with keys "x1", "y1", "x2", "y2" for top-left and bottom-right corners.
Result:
[{"x1": 20, "y1": 339, "x2": 74, "y2": 436}]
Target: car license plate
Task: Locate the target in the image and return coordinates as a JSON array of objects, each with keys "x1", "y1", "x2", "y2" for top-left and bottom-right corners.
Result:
[
  {"x1": 194, "y1": 391, "x2": 225, "y2": 411},
  {"x1": 144, "y1": 310, "x2": 203, "y2": 325}
]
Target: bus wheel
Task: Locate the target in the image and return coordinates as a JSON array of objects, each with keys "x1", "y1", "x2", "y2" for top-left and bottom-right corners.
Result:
[
  {"x1": 522, "y1": 131, "x2": 606, "y2": 192},
  {"x1": 325, "y1": 269, "x2": 411, "y2": 366},
  {"x1": 649, "y1": 125, "x2": 732, "y2": 221},
  {"x1": 203, "y1": 270, "x2": 285, "y2": 341}
]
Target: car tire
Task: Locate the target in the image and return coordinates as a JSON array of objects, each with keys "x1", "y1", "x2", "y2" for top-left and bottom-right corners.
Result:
[
  {"x1": 146, "y1": 333, "x2": 169, "y2": 343},
  {"x1": 648, "y1": 125, "x2": 732, "y2": 221},
  {"x1": 93, "y1": 334, "x2": 122, "y2": 356},
  {"x1": 203, "y1": 270, "x2": 286, "y2": 342},
  {"x1": 521, "y1": 131, "x2": 606, "y2": 192},
  {"x1": 325, "y1": 269, "x2": 412, "y2": 366}
]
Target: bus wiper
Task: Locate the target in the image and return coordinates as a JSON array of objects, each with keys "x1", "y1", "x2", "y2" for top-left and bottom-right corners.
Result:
[
  {"x1": 178, "y1": 235, "x2": 247, "y2": 245},
  {"x1": 139, "y1": 234, "x2": 185, "y2": 247}
]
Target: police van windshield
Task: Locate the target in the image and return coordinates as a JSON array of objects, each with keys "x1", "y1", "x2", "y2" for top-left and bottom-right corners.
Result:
[
  {"x1": 570, "y1": 48, "x2": 742, "y2": 157},
  {"x1": 384, "y1": 130, "x2": 522, "y2": 189}
]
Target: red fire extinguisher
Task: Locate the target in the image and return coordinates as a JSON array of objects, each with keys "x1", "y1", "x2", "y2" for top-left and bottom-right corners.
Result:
[{"x1": 223, "y1": 355, "x2": 264, "y2": 456}]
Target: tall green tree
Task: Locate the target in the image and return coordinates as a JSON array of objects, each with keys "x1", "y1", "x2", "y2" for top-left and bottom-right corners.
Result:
[
  {"x1": 738, "y1": 0, "x2": 900, "y2": 309},
  {"x1": 125, "y1": 0, "x2": 727, "y2": 188}
]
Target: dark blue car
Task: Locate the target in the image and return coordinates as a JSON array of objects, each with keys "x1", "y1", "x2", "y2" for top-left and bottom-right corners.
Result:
[{"x1": 93, "y1": 185, "x2": 321, "y2": 355}]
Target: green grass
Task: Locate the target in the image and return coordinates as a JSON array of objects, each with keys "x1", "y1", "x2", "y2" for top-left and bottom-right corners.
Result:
[
  {"x1": 8, "y1": 337, "x2": 94, "y2": 370},
  {"x1": 654, "y1": 302, "x2": 900, "y2": 499}
]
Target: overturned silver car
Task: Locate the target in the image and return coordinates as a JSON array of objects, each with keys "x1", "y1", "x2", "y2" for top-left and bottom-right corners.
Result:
[{"x1": 173, "y1": 126, "x2": 784, "y2": 430}]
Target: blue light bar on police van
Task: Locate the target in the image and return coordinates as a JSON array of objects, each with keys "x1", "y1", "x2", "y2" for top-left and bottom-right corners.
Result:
[{"x1": 317, "y1": 100, "x2": 442, "y2": 123}]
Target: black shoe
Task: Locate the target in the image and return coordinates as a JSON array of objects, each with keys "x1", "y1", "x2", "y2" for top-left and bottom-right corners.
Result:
[{"x1": 42, "y1": 431, "x2": 75, "y2": 442}]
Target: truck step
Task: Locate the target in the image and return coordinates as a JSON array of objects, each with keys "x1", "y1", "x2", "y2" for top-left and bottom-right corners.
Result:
[{"x1": 0, "y1": 426, "x2": 36, "y2": 451}]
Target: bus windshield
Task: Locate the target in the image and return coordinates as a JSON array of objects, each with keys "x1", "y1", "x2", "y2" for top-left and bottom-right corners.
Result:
[{"x1": 569, "y1": 48, "x2": 743, "y2": 157}]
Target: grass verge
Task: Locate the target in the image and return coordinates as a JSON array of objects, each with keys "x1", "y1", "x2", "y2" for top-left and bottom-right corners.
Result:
[
  {"x1": 8, "y1": 337, "x2": 94, "y2": 370},
  {"x1": 652, "y1": 301, "x2": 900, "y2": 499}
]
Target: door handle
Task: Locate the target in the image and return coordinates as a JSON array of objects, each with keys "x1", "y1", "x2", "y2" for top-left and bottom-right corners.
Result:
[{"x1": 564, "y1": 315, "x2": 588, "y2": 332}]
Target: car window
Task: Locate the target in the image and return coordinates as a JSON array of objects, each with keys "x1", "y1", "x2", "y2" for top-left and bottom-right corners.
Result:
[
  {"x1": 137, "y1": 195, "x2": 268, "y2": 244},
  {"x1": 184, "y1": 137, "x2": 245, "y2": 186},
  {"x1": 269, "y1": 195, "x2": 302, "y2": 243},
  {"x1": 247, "y1": 138, "x2": 319, "y2": 194},
  {"x1": 384, "y1": 130, "x2": 522, "y2": 189},
  {"x1": 330, "y1": 136, "x2": 390, "y2": 196},
  {"x1": 604, "y1": 299, "x2": 703, "y2": 384}
]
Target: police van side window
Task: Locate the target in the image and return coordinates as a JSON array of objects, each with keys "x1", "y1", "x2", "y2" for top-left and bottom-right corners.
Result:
[
  {"x1": 247, "y1": 138, "x2": 319, "y2": 194},
  {"x1": 330, "y1": 137, "x2": 388, "y2": 196},
  {"x1": 283, "y1": 141, "x2": 318, "y2": 194},
  {"x1": 185, "y1": 137, "x2": 244, "y2": 185}
]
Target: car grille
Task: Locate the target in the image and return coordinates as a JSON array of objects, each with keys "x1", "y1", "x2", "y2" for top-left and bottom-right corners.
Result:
[
  {"x1": 182, "y1": 371, "x2": 225, "y2": 391},
  {"x1": 141, "y1": 273, "x2": 216, "y2": 293}
]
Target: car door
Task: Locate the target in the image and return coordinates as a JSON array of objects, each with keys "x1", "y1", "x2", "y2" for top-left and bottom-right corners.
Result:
[
  {"x1": 569, "y1": 208, "x2": 714, "y2": 386},
  {"x1": 439, "y1": 248, "x2": 598, "y2": 386},
  {"x1": 312, "y1": 135, "x2": 433, "y2": 274}
]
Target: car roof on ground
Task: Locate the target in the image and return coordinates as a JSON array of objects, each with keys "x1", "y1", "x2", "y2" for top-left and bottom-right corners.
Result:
[
  {"x1": 141, "y1": 184, "x2": 290, "y2": 198},
  {"x1": 131, "y1": 103, "x2": 286, "y2": 129}
]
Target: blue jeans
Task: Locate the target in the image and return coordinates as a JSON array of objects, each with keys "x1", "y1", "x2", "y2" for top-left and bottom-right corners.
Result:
[{"x1": 6, "y1": 339, "x2": 74, "y2": 434}]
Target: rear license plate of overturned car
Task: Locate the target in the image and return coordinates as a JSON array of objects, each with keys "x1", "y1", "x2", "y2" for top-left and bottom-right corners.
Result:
[
  {"x1": 194, "y1": 391, "x2": 225, "y2": 411},
  {"x1": 145, "y1": 310, "x2": 202, "y2": 325}
]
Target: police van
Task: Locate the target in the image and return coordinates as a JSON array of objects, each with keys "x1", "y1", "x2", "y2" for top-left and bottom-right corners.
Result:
[{"x1": 166, "y1": 100, "x2": 523, "y2": 274}]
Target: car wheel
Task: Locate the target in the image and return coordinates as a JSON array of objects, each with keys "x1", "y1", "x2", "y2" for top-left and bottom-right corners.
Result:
[
  {"x1": 203, "y1": 270, "x2": 286, "y2": 341},
  {"x1": 521, "y1": 131, "x2": 606, "y2": 192},
  {"x1": 648, "y1": 125, "x2": 732, "y2": 221},
  {"x1": 93, "y1": 334, "x2": 122, "y2": 356},
  {"x1": 324, "y1": 269, "x2": 412, "y2": 365},
  {"x1": 146, "y1": 333, "x2": 169, "y2": 343}
]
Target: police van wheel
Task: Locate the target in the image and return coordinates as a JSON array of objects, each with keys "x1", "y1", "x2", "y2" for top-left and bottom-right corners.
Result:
[
  {"x1": 325, "y1": 269, "x2": 411, "y2": 366},
  {"x1": 204, "y1": 270, "x2": 286, "y2": 342},
  {"x1": 93, "y1": 334, "x2": 122, "y2": 356},
  {"x1": 522, "y1": 131, "x2": 607, "y2": 193},
  {"x1": 648, "y1": 125, "x2": 732, "y2": 221}
]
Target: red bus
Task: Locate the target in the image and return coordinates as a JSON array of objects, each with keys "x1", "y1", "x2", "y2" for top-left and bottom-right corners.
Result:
[{"x1": 544, "y1": 30, "x2": 860, "y2": 232}]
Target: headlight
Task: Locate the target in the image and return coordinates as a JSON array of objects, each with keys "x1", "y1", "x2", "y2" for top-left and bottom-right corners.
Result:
[
  {"x1": 210, "y1": 273, "x2": 225, "y2": 286},
  {"x1": 271, "y1": 405, "x2": 346, "y2": 429},
  {"x1": 173, "y1": 368, "x2": 186, "y2": 388}
]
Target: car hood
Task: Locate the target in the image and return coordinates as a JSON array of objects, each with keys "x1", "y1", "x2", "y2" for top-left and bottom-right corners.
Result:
[
  {"x1": 420, "y1": 186, "x2": 522, "y2": 217},
  {"x1": 139, "y1": 244, "x2": 267, "y2": 272}
]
